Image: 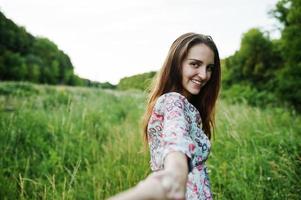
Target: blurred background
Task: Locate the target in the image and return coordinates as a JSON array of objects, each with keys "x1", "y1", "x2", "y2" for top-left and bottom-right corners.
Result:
[{"x1": 0, "y1": 0, "x2": 300, "y2": 199}]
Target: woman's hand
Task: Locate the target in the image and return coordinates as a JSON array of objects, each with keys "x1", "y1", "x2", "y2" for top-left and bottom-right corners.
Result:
[
  {"x1": 143, "y1": 170, "x2": 186, "y2": 200},
  {"x1": 107, "y1": 151, "x2": 188, "y2": 200},
  {"x1": 107, "y1": 171, "x2": 167, "y2": 200},
  {"x1": 136, "y1": 151, "x2": 188, "y2": 199}
]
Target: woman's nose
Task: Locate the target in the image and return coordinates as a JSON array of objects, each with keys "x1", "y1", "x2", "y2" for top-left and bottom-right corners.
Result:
[{"x1": 197, "y1": 66, "x2": 207, "y2": 80}]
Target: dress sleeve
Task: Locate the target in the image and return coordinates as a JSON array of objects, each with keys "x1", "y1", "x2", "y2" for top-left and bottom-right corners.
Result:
[{"x1": 160, "y1": 93, "x2": 193, "y2": 168}]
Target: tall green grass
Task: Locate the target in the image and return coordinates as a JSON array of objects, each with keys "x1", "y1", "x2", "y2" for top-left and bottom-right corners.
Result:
[{"x1": 0, "y1": 82, "x2": 300, "y2": 199}]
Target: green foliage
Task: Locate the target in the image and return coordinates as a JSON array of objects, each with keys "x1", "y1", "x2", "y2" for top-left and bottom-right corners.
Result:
[
  {"x1": 223, "y1": 0, "x2": 301, "y2": 111},
  {"x1": 223, "y1": 28, "x2": 281, "y2": 91},
  {"x1": 0, "y1": 12, "x2": 34, "y2": 54},
  {"x1": 29, "y1": 37, "x2": 74, "y2": 84},
  {"x1": 0, "y1": 50, "x2": 27, "y2": 80},
  {"x1": 0, "y1": 82, "x2": 40, "y2": 97},
  {"x1": 117, "y1": 71, "x2": 156, "y2": 91},
  {"x1": 211, "y1": 101, "x2": 301, "y2": 199},
  {"x1": 221, "y1": 84, "x2": 278, "y2": 108},
  {"x1": 0, "y1": 82, "x2": 147, "y2": 199},
  {"x1": 0, "y1": 11, "x2": 75, "y2": 85},
  {"x1": 80, "y1": 79, "x2": 117, "y2": 89},
  {"x1": 221, "y1": 28, "x2": 285, "y2": 109},
  {"x1": 0, "y1": 10, "x2": 112, "y2": 88},
  {"x1": 272, "y1": 0, "x2": 301, "y2": 111},
  {"x1": 0, "y1": 82, "x2": 300, "y2": 199},
  {"x1": 97, "y1": 81, "x2": 116, "y2": 89}
]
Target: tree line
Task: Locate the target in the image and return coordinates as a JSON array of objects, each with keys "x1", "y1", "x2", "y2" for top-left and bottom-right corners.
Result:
[
  {"x1": 0, "y1": 11, "x2": 115, "y2": 89},
  {"x1": 117, "y1": 71, "x2": 156, "y2": 91},
  {"x1": 222, "y1": 0, "x2": 300, "y2": 111},
  {"x1": 1, "y1": 0, "x2": 300, "y2": 111}
]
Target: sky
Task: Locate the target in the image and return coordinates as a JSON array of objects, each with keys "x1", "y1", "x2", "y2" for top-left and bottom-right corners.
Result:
[{"x1": 1, "y1": 0, "x2": 280, "y2": 84}]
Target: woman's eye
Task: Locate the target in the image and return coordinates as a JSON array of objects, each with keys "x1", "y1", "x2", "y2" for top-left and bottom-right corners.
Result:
[
  {"x1": 207, "y1": 65, "x2": 214, "y2": 71},
  {"x1": 190, "y1": 63, "x2": 198, "y2": 67}
]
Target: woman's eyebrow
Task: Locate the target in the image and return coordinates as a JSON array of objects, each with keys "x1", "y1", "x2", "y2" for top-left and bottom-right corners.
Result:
[
  {"x1": 187, "y1": 58, "x2": 214, "y2": 65},
  {"x1": 188, "y1": 58, "x2": 202, "y2": 62}
]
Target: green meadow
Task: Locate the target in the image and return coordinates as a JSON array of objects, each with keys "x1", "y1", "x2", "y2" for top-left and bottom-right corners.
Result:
[{"x1": 0, "y1": 82, "x2": 300, "y2": 199}]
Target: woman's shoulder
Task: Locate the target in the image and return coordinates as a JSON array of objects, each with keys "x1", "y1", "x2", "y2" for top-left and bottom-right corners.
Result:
[
  {"x1": 163, "y1": 92, "x2": 187, "y2": 99},
  {"x1": 156, "y1": 92, "x2": 200, "y2": 116},
  {"x1": 158, "y1": 92, "x2": 187, "y2": 102},
  {"x1": 154, "y1": 92, "x2": 189, "y2": 111}
]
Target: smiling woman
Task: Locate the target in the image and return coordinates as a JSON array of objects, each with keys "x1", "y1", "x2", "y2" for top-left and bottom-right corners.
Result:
[
  {"x1": 181, "y1": 43, "x2": 215, "y2": 100},
  {"x1": 108, "y1": 33, "x2": 221, "y2": 200}
]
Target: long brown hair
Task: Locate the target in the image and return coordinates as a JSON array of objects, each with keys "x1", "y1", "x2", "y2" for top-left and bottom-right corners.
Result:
[{"x1": 141, "y1": 32, "x2": 221, "y2": 142}]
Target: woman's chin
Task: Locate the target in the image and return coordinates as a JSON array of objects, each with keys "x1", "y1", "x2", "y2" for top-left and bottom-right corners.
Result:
[{"x1": 187, "y1": 88, "x2": 201, "y2": 96}]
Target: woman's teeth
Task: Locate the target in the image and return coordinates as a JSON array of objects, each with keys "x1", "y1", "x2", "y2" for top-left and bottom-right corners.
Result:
[{"x1": 192, "y1": 79, "x2": 201, "y2": 85}]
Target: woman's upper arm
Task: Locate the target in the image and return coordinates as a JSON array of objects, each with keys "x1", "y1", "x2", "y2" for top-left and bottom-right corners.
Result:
[{"x1": 160, "y1": 93, "x2": 194, "y2": 170}]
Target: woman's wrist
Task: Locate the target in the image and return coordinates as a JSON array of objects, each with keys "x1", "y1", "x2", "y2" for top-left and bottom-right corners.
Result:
[
  {"x1": 107, "y1": 184, "x2": 148, "y2": 200},
  {"x1": 135, "y1": 175, "x2": 167, "y2": 200},
  {"x1": 108, "y1": 176, "x2": 167, "y2": 200}
]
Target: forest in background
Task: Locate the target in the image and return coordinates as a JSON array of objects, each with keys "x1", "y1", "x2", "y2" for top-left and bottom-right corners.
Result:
[
  {"x1": 0, "y1": 11, "x2": 115, "y2": 89},
  {"x1": 1, "y1": 0, "x2": 300, "y2": 111}
]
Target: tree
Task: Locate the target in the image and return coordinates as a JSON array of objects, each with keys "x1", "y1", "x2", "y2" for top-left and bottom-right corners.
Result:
[
  {"x1": 0, "y1": 50, "x2": 27, "y2": 80},
  {"x1": 272, "y1": 0, "x2": 301, "y2": 110},
  {"x1": 223, "y1": 28, "x2": 280, "y2": 90},
  {"x1": 24, "y1": 54, "x2": 42, "y2": 83},
  {"x1": 117, "y1": 71, "x2": 156, "y2": 91}
]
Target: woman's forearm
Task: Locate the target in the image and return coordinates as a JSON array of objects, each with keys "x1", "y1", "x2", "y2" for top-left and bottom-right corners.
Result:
[
  {"x1": 108, "y1": 152, "x2": 188, "y2": 200},
  {"x1": 107, "y1": 175, "x2": 166, "y2": 200},
  {"x1": 164, "y1": 151, "x2": 189, "y2": 185},
  {"x1": 107, "y1": 186, "x2": 148, "y2": 200},
  {"x1": 161, "y1": 151, "x2": 188, "y2": 198}
]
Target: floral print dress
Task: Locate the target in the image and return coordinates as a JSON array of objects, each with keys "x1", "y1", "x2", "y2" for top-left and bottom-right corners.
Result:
[{"x1": 147, "y1": 92, "x2": 213, "y2": 200}]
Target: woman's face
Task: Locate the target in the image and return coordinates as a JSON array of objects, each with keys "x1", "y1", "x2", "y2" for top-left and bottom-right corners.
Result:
[{"x1": 181, "y1": 43, "x2": 215, "y2": 99}]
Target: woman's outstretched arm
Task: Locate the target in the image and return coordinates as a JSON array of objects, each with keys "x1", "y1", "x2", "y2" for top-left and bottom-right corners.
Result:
[{"x1": 107, "y1": 151, "x2": 189, "y2": 200}]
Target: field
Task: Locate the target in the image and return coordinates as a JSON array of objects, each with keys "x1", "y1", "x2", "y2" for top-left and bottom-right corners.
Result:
[{"x1": 0, "y1": 82, "x2": 300, "y2": 199}]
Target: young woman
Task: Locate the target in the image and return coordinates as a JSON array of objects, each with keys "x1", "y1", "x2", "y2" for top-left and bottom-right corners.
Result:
[{"x1": 109, "y1": 32, "x2": 221, "y2": 200}]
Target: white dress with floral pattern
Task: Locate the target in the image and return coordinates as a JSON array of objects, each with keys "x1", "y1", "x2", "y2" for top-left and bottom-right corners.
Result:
[{"x1": 147, "y1": 92, "x2": 213, "y2": 200}]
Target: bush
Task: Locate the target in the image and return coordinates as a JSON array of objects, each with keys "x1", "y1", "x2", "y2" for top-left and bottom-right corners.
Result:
[{"x1": 221, "y1": 84, "x2": 279, "y2": 107}]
